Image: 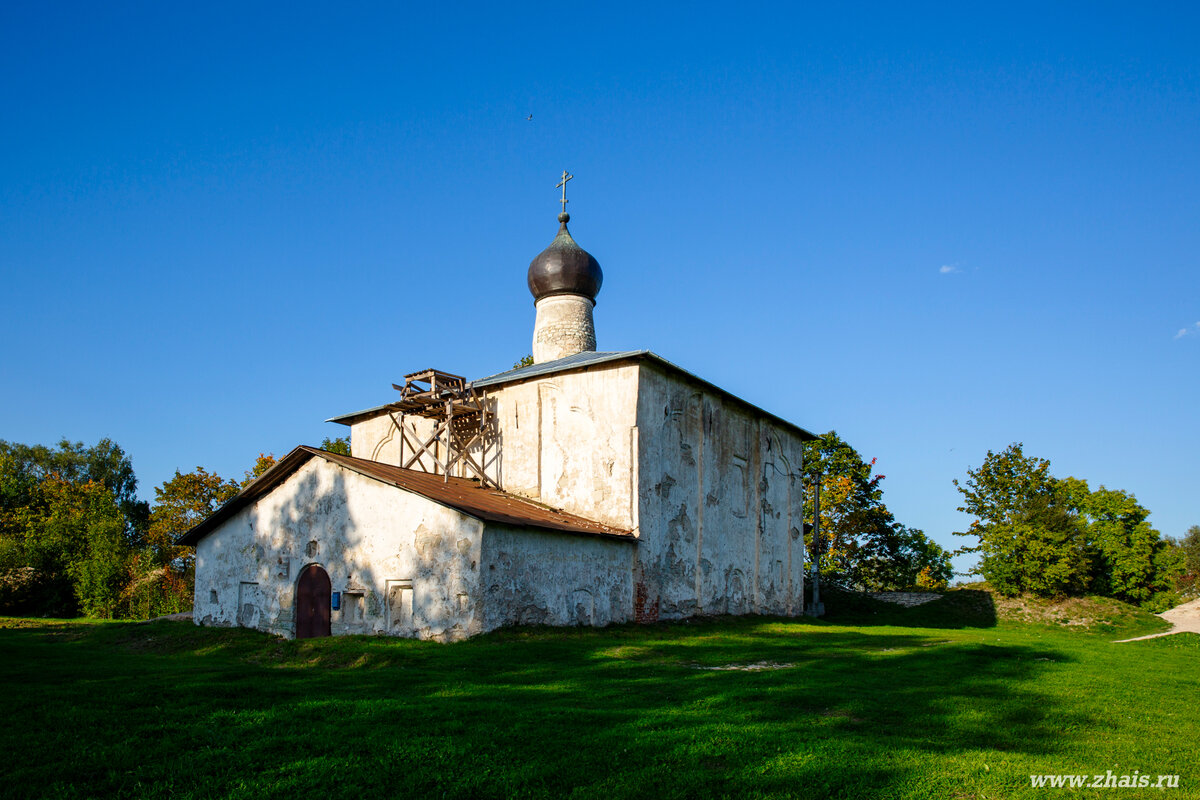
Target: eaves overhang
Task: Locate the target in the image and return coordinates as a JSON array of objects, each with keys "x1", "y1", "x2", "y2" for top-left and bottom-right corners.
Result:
[{"x1": 177, "y1": 446, "x2": 636, "y2": 547}]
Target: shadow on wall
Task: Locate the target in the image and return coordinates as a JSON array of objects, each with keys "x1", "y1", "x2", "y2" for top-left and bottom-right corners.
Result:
[
  {"x1": 239, "y1": 465, "x2": 394, "y2": 638},
  {"x1": 252, "y1": 457, "x2": 484, "y2": 641}
]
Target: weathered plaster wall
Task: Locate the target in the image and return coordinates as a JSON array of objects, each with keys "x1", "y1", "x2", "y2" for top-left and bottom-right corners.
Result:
[
  {"x1": 532, "y1": 294, "x2": 596, "y2": 363},
  {"x1": 634, "y1": 364, "x2": 806, "y2": 621},
  {"x1": 346, "y1": 365, "x2": 638, "y2": 533},
  {"x1": 476, "y1": 362, "x2": 639, "y2": 531},
  {"x1": 479, "y1": 525, "x2": 636, "y2": 632},
  {"x1": 334, "y1": 356, "x2": 809, "y2": 634},
  {"x1": 192, "y1": 457, "x2": 484, "y2": 641},
  {"x1": 349, "y1": 413, "x2": 447, "y2": 474}
]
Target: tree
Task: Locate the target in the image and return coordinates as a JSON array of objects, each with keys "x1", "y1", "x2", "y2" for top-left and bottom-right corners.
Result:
[
  {"x1": 146, "y1": 467, "x2": 239, "y2": 558},
  {"x1": 1181, "y1": 526, "x2": 1200, "y2": 577},
  {"x1": 242, "y1": 453, "x2": 277, "y2": 487},
  {"x1": 43, "y1": 478, "x2": 130, "y2": 618},
  {"x1": 858, "y1": 523, "x2": 955, "y2": 591},
  {"x1": 1060, "y1": 478, "x2": 1180, "y2": 604},
  {"x1": 0, "y1": 439, "x2": 143, "y2": 617},
  {"x1": 954, "y1": 444, "x2": 1092, "y2": 596},
  {"x1": 320, "y1": 436, "x2": 351, "y2": 456},
  {"x1": 513, "y1": 355, "x2": 534, "y2": 369},
  {"x1": 955, "y1": 443, "x2": 1180, "y2": 603},
  {"x1": 0, "y1": 438, "x2": 148, "y2": 544},
  {"x1": 134, "y1": 467, "x2": 241, "y2": 617},
  {"x1": 1167, "y1": 525, "x2": 1200, "y2": 596},
  {"x1": 0, "y1": 439, "x2": 303, "y2": 619},
  {"x1": 2, "y1": 476, "x2": 132, "y2": 617},
  {"x1": 804, "y1": 431, "x2": 952, "y2": 591}
]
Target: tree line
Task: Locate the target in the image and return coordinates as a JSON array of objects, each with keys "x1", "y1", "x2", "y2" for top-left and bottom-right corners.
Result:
[
  {"x1": 1, "y1": 433, "x2": 1195, "y2": 619},
  {"x1": 954, "y1": 443, "x2": 1198, "y2": 611},
  {"x1": 0, "y1": 437, "x2": 348, "y2": 619},
  {"x1": 803, "y1": 431, "x2": 955, "y2": 592},
  {"x1": 801, "y1": 434, "x2": 1199, "y2": 607}
]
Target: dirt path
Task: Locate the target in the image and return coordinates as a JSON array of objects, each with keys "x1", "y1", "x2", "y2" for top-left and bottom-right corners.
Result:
[{"x1": 1114, "y1": 597, "x2": 1200, "y2": 642}]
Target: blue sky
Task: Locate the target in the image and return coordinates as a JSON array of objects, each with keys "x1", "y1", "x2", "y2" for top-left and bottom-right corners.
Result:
[{"x1": 2, "y1": 2, "x2": 1197, "y2": 574}]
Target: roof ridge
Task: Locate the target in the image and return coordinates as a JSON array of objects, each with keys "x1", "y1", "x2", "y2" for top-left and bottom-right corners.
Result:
[{"x1": 469, "y1": 349, "x2": 647, "y2": 387}]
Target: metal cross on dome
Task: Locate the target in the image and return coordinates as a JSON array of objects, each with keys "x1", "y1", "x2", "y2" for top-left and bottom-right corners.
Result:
[{"x1": 556, "y1": 170, "x2": 573, "y2": 213}]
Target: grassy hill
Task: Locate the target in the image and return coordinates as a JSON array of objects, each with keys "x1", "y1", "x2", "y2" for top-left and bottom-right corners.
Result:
[{"x1": 1, "y1": 598, "x2": 1194, "y2": 799}]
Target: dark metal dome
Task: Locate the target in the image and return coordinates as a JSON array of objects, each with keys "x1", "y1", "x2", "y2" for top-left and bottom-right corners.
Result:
[{"x1": 527, "y1": 212, "x2": 603, "y2": 302}]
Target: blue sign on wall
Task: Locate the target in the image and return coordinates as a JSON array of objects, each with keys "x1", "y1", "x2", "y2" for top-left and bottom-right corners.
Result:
[{"x1": 331, "y1": 591, "x2": 341, "y2": 611}]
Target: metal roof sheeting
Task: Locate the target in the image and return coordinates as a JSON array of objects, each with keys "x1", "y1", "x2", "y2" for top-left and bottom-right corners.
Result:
[
  {"x1": 325, "y1": 402, "x2": 394, "y2": 426},
  {"x1": 177, "y1": 446, "x2": 635, "y2": 547},
  {"x1": 470, "y1": 350, "x2": 648, "y2": 388}
]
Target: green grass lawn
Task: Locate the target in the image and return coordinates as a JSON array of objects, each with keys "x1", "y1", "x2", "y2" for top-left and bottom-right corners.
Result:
[{"x1": 2, "y1": 594, "x2": 1196, "y2": 799}]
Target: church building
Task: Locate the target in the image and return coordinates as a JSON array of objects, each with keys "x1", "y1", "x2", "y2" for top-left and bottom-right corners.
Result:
[{"x1": 181, "y1": 175, "x2": 817, "y2": 640}]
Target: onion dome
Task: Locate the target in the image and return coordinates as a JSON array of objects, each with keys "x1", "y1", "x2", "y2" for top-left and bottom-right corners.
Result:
[{"x1": 527, "y1": 212, "x2": 603, "y2": 302}]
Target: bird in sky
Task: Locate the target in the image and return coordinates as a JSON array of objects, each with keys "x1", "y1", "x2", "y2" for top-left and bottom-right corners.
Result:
[{"x1": 527, "y1": 114, "x2": 533, "y2": 121}]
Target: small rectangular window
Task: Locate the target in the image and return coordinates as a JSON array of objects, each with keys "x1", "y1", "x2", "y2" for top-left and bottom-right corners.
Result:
[
  {"x1": 237, "y1": 582, "x2": 261, "y2": 628},
  {"x1": 342, "y1": 592, "x2": 364, "y2": 623},
  {"x1": 387, "y1": 580, "x2": 414, "y2": 632}
]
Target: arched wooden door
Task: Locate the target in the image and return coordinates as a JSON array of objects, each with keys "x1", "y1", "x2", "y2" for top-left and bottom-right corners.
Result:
[{"x1": 295, "y1": 564, "x2": 331, "y2": 639}]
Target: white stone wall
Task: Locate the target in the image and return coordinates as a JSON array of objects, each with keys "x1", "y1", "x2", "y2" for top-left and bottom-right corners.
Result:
[
  {"x1": 480, "y1": 362, "x2": 640, "y2": 531},
  {"x1": 192, "y1": 457, "x2": 485, "y2": 641},
  {"x1": 532, "y1": 294, "x2": 596, "y2": 363},
  {"x1": 347, "y1": 363, "x2": 639, "y2": 532},
  {"x1": 479, "y1": 525, "x2": 636, "y2": 632},
  {"x1": 633, "y1": 364, "x2": 806, "y2": 621},
  {"x1": 348, "y1": 413, "x2": 446, "y2": 474}
]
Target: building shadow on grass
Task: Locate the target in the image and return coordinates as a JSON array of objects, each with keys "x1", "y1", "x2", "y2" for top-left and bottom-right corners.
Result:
[{"x1": 127, "y1": 612, "x2": 1080, "y2": 799}]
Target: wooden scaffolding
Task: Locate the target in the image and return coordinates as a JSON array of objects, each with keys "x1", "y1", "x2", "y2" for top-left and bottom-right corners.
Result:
[{"x1": 385, "y1": 368, "x2": 495, "y2": 488}]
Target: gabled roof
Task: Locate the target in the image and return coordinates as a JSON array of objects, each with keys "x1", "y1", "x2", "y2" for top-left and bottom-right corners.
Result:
[
  {"x1": 471, "y1": 350, "x2": 645, "y2": 388},
  {"x1": 177, "y1": 446, "x2": 635, "y2": 547},
  {"x1": 329, "y1": 350, "x2": 818, "y2": 440}
]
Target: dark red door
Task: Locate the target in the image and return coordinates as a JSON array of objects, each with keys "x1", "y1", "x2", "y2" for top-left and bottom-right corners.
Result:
[{"x1": 296, "y1": 564, "x2": 331, "y2": 639}]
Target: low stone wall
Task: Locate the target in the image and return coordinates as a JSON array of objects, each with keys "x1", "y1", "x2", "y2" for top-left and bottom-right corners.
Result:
[{"x1": 869, "y1": 591, "x2": 942, "y2": 607}]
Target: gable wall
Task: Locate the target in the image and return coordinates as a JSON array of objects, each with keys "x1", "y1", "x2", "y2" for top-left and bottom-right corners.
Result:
[
  {"x1": 634, "y1": 363, "x2": 806, "y2": 621},
  {"x1": 346, "y1": 364, "x2": 639, "y2": 533},
  {"x1": 192, "y1": 457, "x2": 485, "y2": 641},
  {"x1": 475, "y1": 362, "x2": 640, "y2": 531},
  {"x1": 349, "y1": 413, "x2": 444, "y2": 472}
]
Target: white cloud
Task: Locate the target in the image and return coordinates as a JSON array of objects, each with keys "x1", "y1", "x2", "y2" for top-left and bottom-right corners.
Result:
[
  {"x1": 1176, "y1": 328, "x2": 1190, "y2": 339},
  {"x1": 939, "y1": 264, "x2": 960, "y2": 274}
]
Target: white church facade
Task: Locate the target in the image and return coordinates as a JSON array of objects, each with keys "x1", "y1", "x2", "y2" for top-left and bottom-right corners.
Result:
[{"x1": 181, "y1": 181, "x2": 817, "y2": 641}]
